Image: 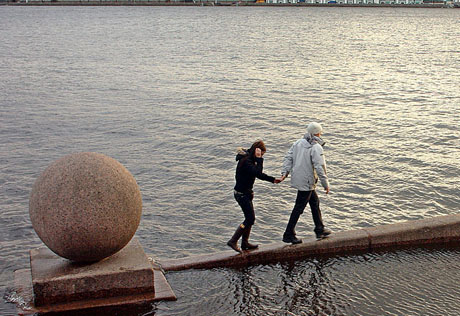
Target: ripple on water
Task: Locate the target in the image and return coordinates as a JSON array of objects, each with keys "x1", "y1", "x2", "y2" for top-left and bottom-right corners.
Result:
[
  {"x1": 155, "y1": 246, "x2": 460, "y2": 316},
  {"x1": 1, "y1": 6, "x2": 459, "y2": 316}
]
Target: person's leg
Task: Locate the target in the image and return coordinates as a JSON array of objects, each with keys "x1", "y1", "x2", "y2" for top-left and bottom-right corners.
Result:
[
  {"x1": 241, "y1": 192, "x2": 255, "y2": 229},
  {"x1": 309, "y1": 190, "x2": 331, "y2": 238},
  {"x1": 283, "y1": 190, "x2": 311, "y2": 244},
  {"x1": 309, "y1": 190, "x2": 323, "y2": 232},
  {"x1": 240, "y1": 192, "x2": 258, "y2": 250},
  {"x1": 228, "y1": 192, "x2": 254, "y2": 253}
]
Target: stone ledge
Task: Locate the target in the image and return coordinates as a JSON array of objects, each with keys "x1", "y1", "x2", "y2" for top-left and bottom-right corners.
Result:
[
  {"x1": 157, "y1": 213, "x2": 460, "y2": 271},
  {"x1": 365, "y1": 213, "x2": 460, "y2": 248}
]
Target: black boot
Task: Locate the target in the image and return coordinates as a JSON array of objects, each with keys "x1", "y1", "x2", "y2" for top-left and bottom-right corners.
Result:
[
  {"x1": 227, "y1": 224, "x2": 245, "y2": 253},
  {"x1": 315, "y1": 228, "x2": 332, "y2": 239},
  {"x1": 241, "y1": 225, "x2": 258, "y2": 250}
]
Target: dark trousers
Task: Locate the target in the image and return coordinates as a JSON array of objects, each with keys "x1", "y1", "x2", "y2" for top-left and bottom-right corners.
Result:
[
  {"x1": 284, "y1": 190, "x2": 324, "y2": 237},
  {"x1": 234, "y1": 191, "x2": 255, "y2": 228}
]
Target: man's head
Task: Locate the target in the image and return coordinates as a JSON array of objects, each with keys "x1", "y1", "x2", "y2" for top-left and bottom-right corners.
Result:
[{"x1": 307, "y1": 122, "x2": 323, "y2": 136}]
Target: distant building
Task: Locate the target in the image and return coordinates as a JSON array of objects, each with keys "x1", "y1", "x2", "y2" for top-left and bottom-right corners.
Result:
[{"x1": 266, "y1": 0, "x2": 298, "y2": 3}]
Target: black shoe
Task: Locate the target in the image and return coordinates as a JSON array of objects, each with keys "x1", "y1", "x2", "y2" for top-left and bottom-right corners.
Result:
[
  {"x1": 282, "y1": 235, "x2": 303, "y2": 244},
  {"x1": 315, "y1": 228, "x2": 332, "y2": 239}
]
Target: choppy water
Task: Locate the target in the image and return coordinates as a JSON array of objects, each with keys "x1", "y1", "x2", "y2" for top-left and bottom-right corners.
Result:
[{"x1": 1, "y1": 5, "x2": 459, "y2": 316}]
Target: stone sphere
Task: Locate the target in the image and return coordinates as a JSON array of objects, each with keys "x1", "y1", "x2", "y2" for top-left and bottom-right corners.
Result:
[{"x1": 29, "y1": 152, "x2": 142, "y2": 263}]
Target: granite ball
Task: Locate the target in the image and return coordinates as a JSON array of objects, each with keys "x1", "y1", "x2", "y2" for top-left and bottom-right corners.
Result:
[{"x1": 29, "y1": 152, "x2": 142, "y2": 263}]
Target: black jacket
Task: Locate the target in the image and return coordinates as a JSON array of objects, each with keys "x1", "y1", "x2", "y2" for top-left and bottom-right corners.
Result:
[{"x1": 234, "y1": 150, "x2": 275, "y2": 194}]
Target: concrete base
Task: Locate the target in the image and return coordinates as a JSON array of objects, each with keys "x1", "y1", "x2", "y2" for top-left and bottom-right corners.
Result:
[
  {"x1": 158, "y1": 213, "x2": 460, "y2": 271},
  {"x1": 14, "y1": 238, "x2": 176, "y2": 315}
]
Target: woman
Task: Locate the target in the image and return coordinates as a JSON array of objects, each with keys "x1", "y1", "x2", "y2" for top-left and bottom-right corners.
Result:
[{"x1": 227, "y1": 140, "x2": 282, "y2": 253}]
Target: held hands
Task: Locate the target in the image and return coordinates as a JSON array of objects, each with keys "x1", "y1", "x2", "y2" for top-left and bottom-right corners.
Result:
[
  {"x1": 274, "y1": 174, "x2": 287, "y2": 184},
  {"x1": 273, "y1": 172, "x2": 329, "y2": 193}
]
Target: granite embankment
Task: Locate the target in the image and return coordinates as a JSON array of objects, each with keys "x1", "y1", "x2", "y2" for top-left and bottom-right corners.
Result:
[{"x1": 156, "y1": 213, "x2": 460, "y2": 271}]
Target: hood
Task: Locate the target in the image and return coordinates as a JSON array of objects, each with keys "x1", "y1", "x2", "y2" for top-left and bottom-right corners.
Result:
[
  {"x1": 303, "y1": 133, "x2": 326, "y2": 147},
  {"x1": 236, "y1": 147, "x2": 249, "y2": 161}
]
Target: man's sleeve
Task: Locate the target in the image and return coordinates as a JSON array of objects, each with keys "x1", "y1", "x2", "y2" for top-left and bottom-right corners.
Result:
[{"x1": 281, "y1": 143, "x2": 294, "y2": 176}]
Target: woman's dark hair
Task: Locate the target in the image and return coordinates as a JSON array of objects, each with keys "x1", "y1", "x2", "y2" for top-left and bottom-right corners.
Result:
[
  {"x1": 237, "y1": 140, "x2": 266, "y2": 172},
  {"x1": 248, "y1": 140, "x2": 266, "y2": 158}
]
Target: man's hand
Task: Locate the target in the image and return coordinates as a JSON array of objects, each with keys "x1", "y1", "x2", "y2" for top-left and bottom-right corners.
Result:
[
  {"x1": 274, "y1": 174, "x2": 287, "y2": 184},
  {"x1": 255, "y1": 148, "x2": 262, "y2": 158},
  {"x1": 325, "y1": 187, "x2": 330, "y2": 194}
]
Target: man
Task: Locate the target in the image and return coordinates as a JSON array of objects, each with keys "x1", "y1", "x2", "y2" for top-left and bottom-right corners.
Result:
[{"x1": 280, "y1": 122, "x2": 331, "y2": 244}]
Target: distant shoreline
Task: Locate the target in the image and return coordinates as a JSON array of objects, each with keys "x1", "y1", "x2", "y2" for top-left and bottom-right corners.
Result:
[{"x1": 2, "y1": 1, "x2": 458, "y2": 7}]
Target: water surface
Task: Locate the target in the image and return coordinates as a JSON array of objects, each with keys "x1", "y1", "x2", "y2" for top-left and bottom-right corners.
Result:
[{"x1": 1, "y1": 6, "x2": 459, "y2": 315}]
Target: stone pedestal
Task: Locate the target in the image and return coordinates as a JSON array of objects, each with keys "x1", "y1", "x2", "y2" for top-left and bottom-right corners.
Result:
[
  {"x1": 31, "y1": 238, "x2": 154, "y2": 306},
  {"x1": 14, "y1": 238, "x2": 176, "y2": 315}
]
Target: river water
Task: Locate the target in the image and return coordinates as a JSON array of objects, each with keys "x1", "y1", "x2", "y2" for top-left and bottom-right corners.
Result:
[{"x1": 1, "y1": 5, "x2": 459, "y2": 316}]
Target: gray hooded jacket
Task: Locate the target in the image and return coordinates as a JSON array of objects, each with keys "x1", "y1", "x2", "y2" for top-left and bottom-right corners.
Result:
[{"x1": 281, "y1": 133, "x2": 329, "y2": 191}]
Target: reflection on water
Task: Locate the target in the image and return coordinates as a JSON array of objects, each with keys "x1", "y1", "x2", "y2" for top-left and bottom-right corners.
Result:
[
  {"x1": 158, "y1": 245, "x2": 460, "y2": 316},
  {"x1": 6, "y1": 245, "x2": 460, "y2": 315},
  {"x1": 1, "y1": 6, "x2": 459, "y2": 316}
]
